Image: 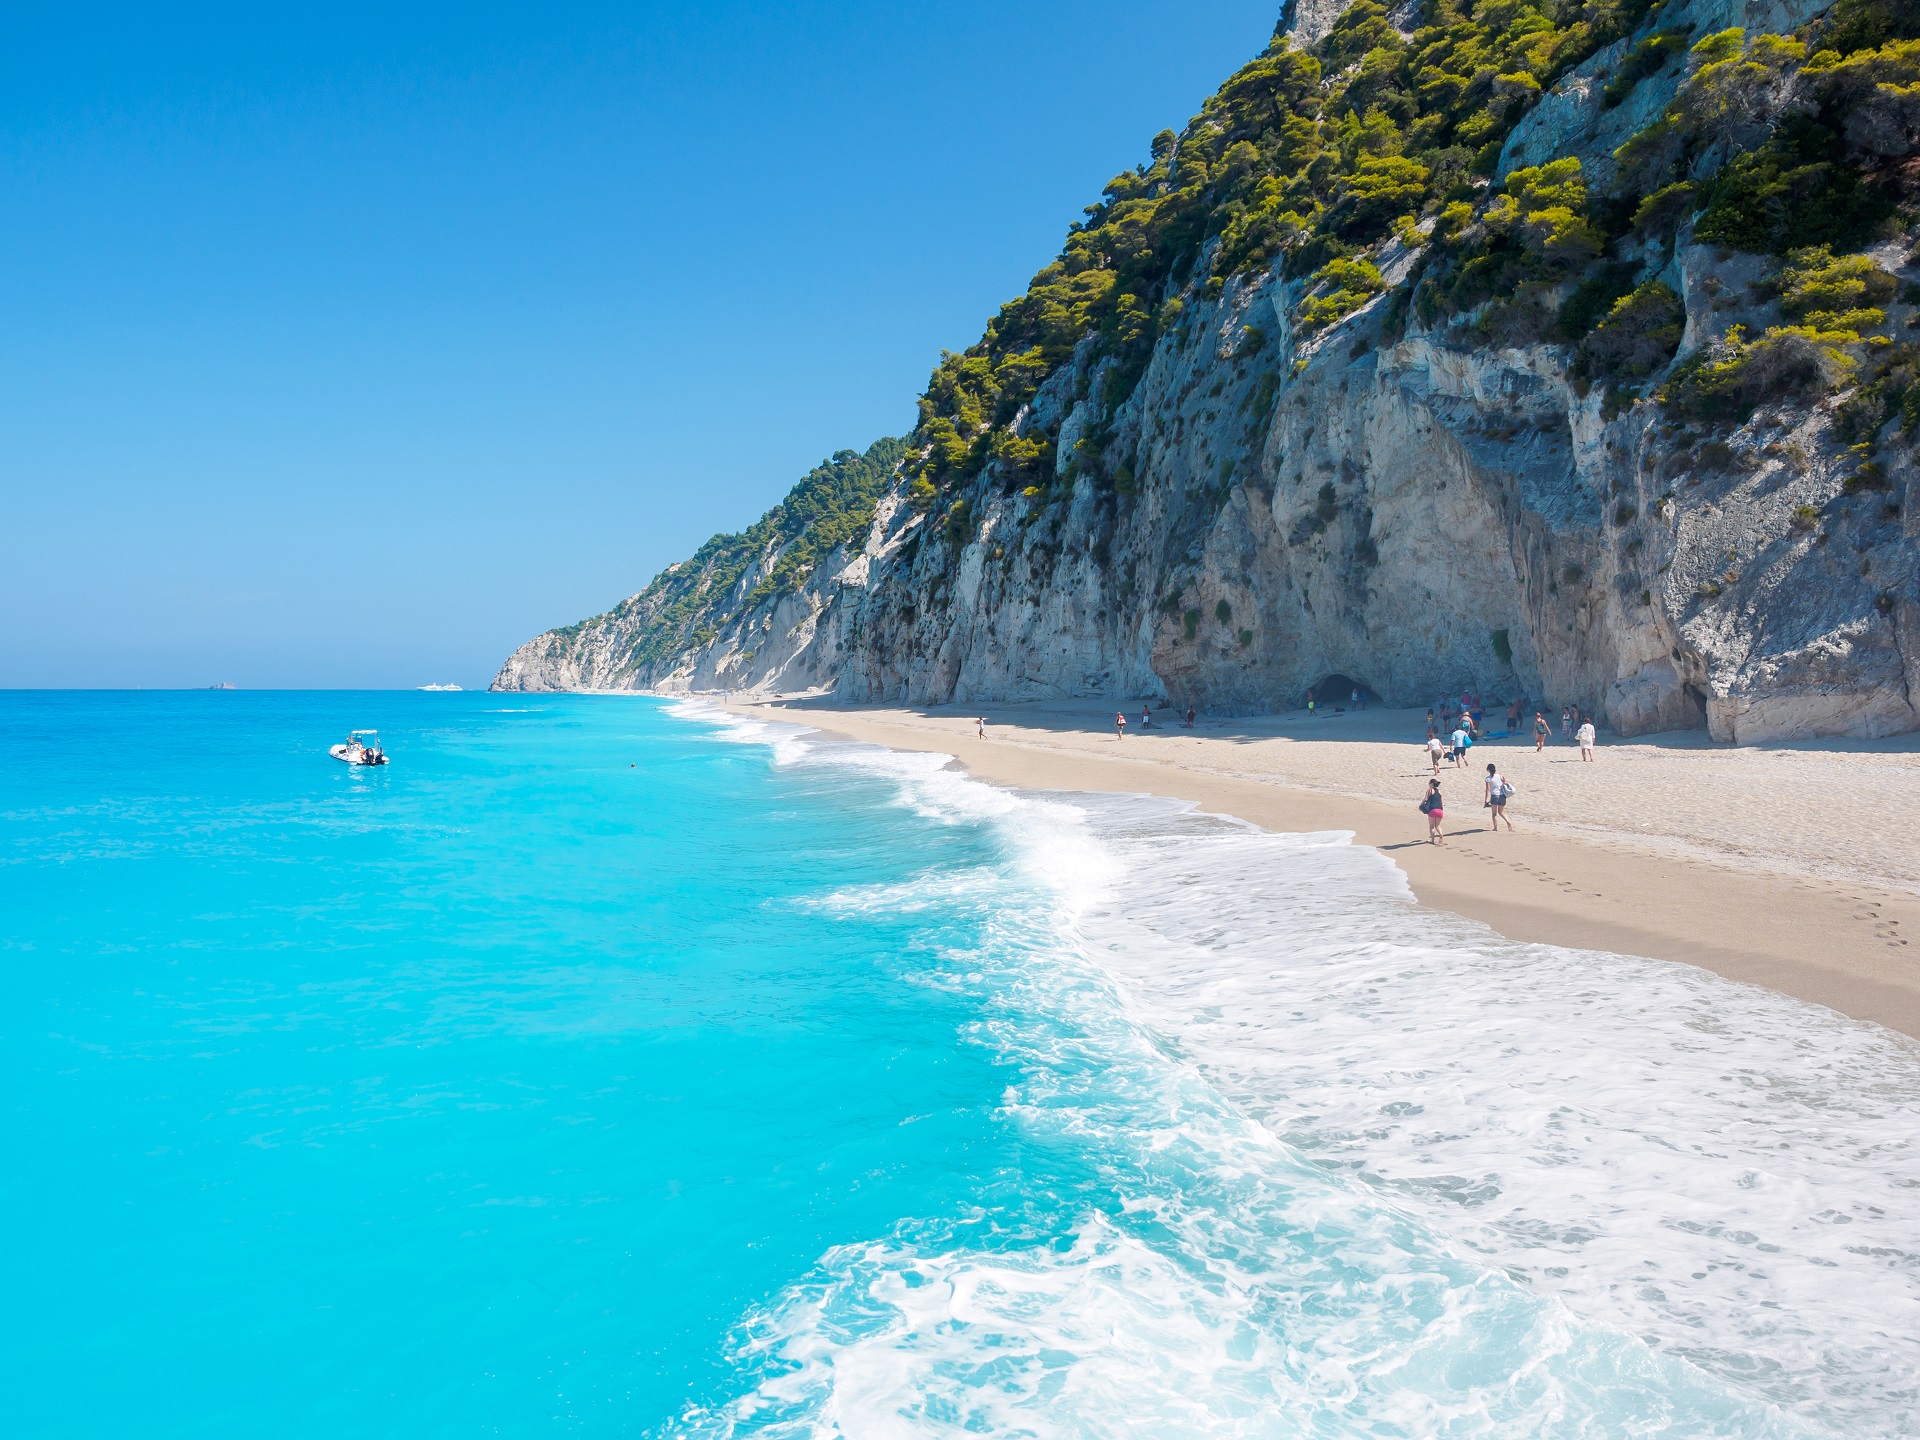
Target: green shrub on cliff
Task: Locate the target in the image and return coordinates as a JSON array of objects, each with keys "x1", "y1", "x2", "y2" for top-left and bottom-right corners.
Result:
[
  {"x1": 620, "y1": 437, "x2": 908, "y2": 666},
  {"x1": 1603, "y1": 28, "x2": 1691, "y2": 107},
  {"x1": 944, "y1": 499, "x2": 974, "y2": 546},
  {"x1": 1419, "y1": 155, "x2": 1618, "y2": 341},
  {"x1": 1661, "y1": 323, "x2": 1862, "y2": 420},
  {"x1": 1297, "y1": 255, "x2": 1387, "y2": 333},
  {"x1": 1659, "y1": 247, "x2": 1899, "y2": 419},
  {"x1": 1820, "y1": 0, "x2": 1920, "y2": 52},
  {"x1": 1556, "y1": 261, "x2": 1641, "y2": 339},
  {"x1": 1836, "y1": 341, "x2": 1920, "y2": 442},
  {"x1": 1484, "y1": 158, "x2": 1605, "y2": 261},
  {"x1": 1692, "y1": 115, "x2": 1898, "y2": 253},
  {"x1": 1617, "y1": 21, "x2": 1916, "y2": 253},
  {"x1": 1577, "y1": 280, "x2": 1685, "y2": 387},
  {"x1": 1773, "y1": 244, "x2": 1898, "y2": 327}
]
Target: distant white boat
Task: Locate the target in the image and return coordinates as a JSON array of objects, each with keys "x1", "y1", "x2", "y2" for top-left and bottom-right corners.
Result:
[
  {"x1": 418, "y1": 683, "x2": 463, "y2": 692},
  {"x1": 208, "y1": 682, "x2": 236, "y2": 690},
  {"x1": 330, "y1": 730, "x2": 389, "y2": 766}
]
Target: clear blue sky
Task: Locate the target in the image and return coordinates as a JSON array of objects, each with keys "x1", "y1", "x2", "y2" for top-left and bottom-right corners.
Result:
[{"x1": 2, "y1": 2, "x2": 1279, "y2": 689}]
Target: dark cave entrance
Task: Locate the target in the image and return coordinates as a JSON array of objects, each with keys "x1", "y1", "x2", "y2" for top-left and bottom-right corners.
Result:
[{"x1": 1310, "y1": 674, "x2": 1376, "y2": 710}]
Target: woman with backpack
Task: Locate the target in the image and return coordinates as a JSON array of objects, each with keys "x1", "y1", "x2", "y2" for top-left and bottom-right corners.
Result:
[
  {"x1": 1484, "y1": 763, "x2": 1514, "y2": 831},
  {"x1": 1419, "y1": 779, "x2": 1446, "y2": 844}
]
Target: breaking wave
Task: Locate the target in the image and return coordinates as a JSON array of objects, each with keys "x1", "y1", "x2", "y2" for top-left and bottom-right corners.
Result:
[{"x1": 661, "y1": 701, "x2": 1920, "y2": 1438}]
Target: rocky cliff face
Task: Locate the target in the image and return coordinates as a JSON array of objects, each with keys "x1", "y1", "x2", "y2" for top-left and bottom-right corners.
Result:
[{"x1": 496, "y1": 0, "x2": 1920, "y2": 744}]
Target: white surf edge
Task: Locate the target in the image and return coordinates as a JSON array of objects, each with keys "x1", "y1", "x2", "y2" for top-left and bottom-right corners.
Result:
[{"x1": 658, "y1": 693, "x2": 1920, "y2": 1436}]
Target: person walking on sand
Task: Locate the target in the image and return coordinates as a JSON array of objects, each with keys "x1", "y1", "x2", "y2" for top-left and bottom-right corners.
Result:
[
  {"x1": 1115, "y1": 711, "x2": 1127, "y2": 740},
  {"x1": 1185, "y1": 705, "x2": 1196, "y2": 728},
  {"x1": 976, "y1": 716, "x2": 985, "y2": 739},
  {"x1": 1533, "y1": 710, "x2": 1550, "y2": 751},
  {"x1": 1577, "y1": 716, "x2": 1596, "y2": 761},
  {"x1": 1306, "y1": 688, "x2": 1316, "y2": 718},
  {"x1": 1560, "y1": 706, "x2": 1572, "y2": 740},
  {"x1": 1426, "y1": 730, "x2": 1445, "y2": 774},
  {"x1": 1139, "y1": 704, "x2": 1152, "y2": 731},
  {"x1": 1485, "y1": 762, "x2": 1515, "y2": 831},
  {"x1": 1450, "y1": 721, "x2": 1470, "y2": 768},
  {"x1": 1419, "y1": 779, "x2": 1446, "y2": 844}
]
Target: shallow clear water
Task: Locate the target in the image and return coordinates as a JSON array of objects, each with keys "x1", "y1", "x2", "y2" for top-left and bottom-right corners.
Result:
[{"x1": 2, "y1": 692, "x2": 1915, "y2": 1437}]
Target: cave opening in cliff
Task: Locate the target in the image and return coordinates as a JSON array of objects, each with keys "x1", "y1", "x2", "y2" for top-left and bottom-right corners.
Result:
[{"x1": 1313, "y1": 674, "x2": 1376, "y2": 709}]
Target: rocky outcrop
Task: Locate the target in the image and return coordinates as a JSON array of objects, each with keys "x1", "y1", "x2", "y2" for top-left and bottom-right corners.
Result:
[
  {"x1": 494, "y1": 440, "x2": 905, "y2": 696},
  {"x1": 495, "y1": 0, "x2": 1920, "y2": 744}
]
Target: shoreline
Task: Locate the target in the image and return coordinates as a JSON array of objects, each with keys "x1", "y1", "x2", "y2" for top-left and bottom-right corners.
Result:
[{"x1": 726, "y1": 697, "x2": 1920, "y2": 1042}]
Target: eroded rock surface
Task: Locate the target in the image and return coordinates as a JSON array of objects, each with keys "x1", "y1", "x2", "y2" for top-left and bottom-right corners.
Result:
[{"x1": 494, "y1": 0, "x2": 1919, "y2": 745}]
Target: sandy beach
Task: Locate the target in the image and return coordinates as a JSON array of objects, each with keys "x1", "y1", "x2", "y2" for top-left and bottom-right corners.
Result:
[{"x1": 731, "y1": 696, "x2": 1920, "y2": 1041}]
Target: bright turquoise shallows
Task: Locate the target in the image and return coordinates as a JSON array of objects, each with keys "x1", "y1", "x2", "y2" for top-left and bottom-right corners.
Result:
[
  {"x1": 0, "y1": 693, "x2": 1878, "y2": 1437},
  {"x1": 0, "y1": 694, "x2": 1024, "y2": 1434}
]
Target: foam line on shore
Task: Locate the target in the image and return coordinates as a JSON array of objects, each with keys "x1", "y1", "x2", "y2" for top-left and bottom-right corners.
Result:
[
  {"x1": 662, "y1": 699, "x2": 1920, "y2": 1434},
  {"x1": 731, "y1": 700, "x2": 1920, "y2": 1039}
]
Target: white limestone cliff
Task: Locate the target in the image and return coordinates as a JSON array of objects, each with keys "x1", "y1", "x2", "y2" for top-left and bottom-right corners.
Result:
[{"x1": 493, "y1": 0, "x2": 1919, "y2": 744}]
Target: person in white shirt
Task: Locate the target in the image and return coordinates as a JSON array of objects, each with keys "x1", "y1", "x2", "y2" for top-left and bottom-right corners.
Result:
[
  {"x1": 1426, "y1": 732, "x2": 1445, "y2": 774},
  {"x1": 1576, "y1": 718, "x2": 1596, "y2": 760},
  {"x1": 1484, "y1": 762, "x2": 1514, "y2": 830}
]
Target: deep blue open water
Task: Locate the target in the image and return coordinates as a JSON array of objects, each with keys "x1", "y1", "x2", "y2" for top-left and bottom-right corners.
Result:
[{"x1": 3, "y1": 692, "x2": 1917, "y2": 1437}]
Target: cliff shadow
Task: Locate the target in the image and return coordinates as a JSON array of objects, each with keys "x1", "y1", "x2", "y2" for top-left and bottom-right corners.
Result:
[{"x1": 757, "y1": 693, "x2": 1920, "y2": 756}]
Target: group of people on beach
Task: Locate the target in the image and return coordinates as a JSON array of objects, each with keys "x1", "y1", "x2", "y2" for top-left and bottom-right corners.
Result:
[
  {"x1": 1417, "y1": 691, "x2": 1597, "y2": 845},
  {"x1": 1111, "y1": 703, "x2": 1197, "y2": 738},
  {"x1": 1057, "y1": 686, "x2": 1603, "y2": 849}
]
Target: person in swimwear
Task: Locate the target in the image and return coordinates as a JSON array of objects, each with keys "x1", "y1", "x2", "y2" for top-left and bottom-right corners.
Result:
[{"x1": 1420, "y1": 778, "x2": 1445, "y2": 844}]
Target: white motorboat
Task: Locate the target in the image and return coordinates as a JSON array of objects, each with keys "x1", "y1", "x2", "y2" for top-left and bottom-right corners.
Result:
[{"x1": 330, "y1": 730, "x2": 389, "y2": 766}]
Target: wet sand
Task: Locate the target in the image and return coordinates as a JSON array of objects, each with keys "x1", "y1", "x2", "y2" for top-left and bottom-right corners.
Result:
[{"x1": 729, "y1": 696, "x2": 1920, "y2": 1041}]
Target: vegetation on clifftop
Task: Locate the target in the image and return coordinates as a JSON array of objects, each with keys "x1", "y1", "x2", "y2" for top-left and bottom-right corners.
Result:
[
  {"x1": 905, "y1": 0, "x2": 1695, "y2": 505},
  {"x1": 901, "y1": 0, "x2": 1920, "y2": 521},
  {"x1": 563, "y1": 437, "x2": 907, "y2": 670}
]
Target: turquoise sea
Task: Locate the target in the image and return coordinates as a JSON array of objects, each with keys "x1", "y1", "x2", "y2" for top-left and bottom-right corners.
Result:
[{"x1": 3, "y1": 692, "x2": 1918, "y2": 1438}]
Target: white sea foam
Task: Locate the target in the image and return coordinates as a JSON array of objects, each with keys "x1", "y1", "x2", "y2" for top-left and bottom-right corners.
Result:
[
  {"x1": 1059, "y1": 802, "x2": 1920, "y2": 1429},
  {"x1": 658, "y1": 703, "x2": 1920, "y2": 1437}
]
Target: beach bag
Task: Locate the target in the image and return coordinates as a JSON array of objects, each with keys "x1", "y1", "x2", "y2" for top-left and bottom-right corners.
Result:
[
  {"x1": 1494, "y1": 779, "x2": 1514, "y2": 803},
  {"x1": 1418, "y1": 794, "x2": 1436, "y2": 814}
]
